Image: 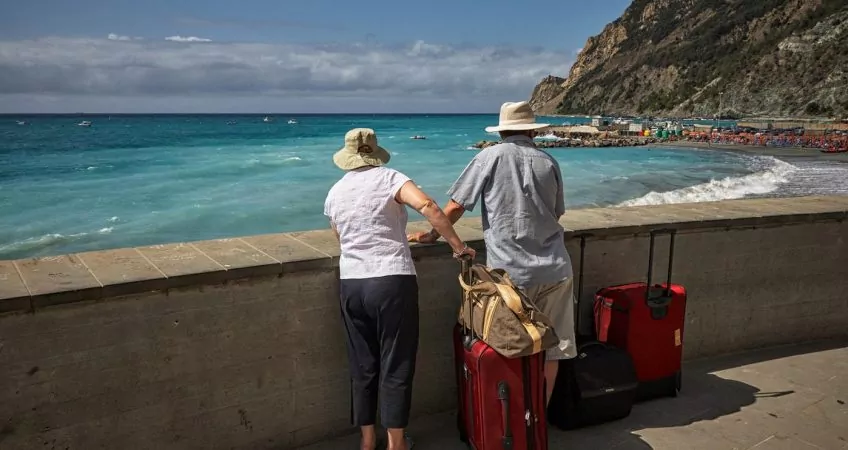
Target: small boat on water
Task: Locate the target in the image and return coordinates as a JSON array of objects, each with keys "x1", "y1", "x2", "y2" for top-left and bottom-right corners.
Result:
[
  {"x1": 263, "y1": 116, "x2": 273, "y2": 123},
  {"x1": 78, "y1": 121, "x2": 92, "y2": 127},
  {"x1": 16, "y1": 120, "x2": 26, "y2": 125},
  {"x1": 288, "y1": 119, "x2": 298, "y2": 124},
  {"x1": 410, "y1": 135, "x2": 426, "y2": 140}
]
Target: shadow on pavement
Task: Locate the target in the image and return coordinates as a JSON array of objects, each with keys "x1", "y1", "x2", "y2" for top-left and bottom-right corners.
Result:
[{"x1": 296, "y1": 339, "x2": 846, "y2": 450}]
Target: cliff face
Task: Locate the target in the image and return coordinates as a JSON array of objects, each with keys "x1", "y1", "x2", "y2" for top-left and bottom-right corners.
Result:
[
  {"x1": 530, "y1": 0, "x2": 848, "y2": 118},
  {"x1": 528, "y1": 75, "x2": 566, "y2": 115}
]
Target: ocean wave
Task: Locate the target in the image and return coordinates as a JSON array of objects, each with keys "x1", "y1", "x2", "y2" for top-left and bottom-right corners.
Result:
[
  {"x1": 617, "y1": 157, "x2": 797, "y2": 207},
  {"x1": 0, "y1": 225, "x2": 117, "y2": 257},
  {"x1": 0, "y1": 232, "x2": 89, "y2": 256},
  {"x1": 242, "y1": 156, "x2": 307, "y2": 168},
  {"x1": 600, "y1": 175, "x2": 630, "y2": 182}
]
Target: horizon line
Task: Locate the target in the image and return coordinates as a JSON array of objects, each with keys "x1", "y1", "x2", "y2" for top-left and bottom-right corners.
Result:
[{"x1": 0, "y1": 112, "x2": 505, "y2": 116}]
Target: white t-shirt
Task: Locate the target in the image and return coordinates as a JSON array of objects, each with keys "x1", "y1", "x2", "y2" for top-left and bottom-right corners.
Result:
[{"x1": 324, "y1": 166, "x2": 417, "y2": 279}]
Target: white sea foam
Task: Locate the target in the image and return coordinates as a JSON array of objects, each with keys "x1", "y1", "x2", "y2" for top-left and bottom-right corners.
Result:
[
  {"x1": 98, "y1": 227, "x2": 113, "y2": 233},
  {"x1": 0, "y1": 232, "x2": 89, "y2": 255},
  {"x1": 108, "y1": 216, "x2": 119, "y2": 222},
  {"x1": 618, "y1": 157, "x2": 797, "y2": 207},
  {"x1": 534, "y1": 133, "x2": 566, "y2": 141},
  {"x1": 243, "y1": 156, "x2": 304, "y2": 168}
]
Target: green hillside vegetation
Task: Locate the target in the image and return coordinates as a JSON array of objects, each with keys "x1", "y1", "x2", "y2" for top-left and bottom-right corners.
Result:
[{"x1": 533, "y1": 0, "x2": 848, "y2": 118}]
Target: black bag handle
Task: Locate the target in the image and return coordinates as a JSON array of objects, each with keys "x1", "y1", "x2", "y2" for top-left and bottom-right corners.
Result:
[
  {"x1": 574, "y1": 233, "x2": 592, "y2": 335},
  {"x1": 645, "y1": 228, "x2": 677, "y2": 319}
]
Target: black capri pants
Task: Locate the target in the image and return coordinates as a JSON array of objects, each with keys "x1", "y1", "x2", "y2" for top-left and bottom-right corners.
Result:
[{"x1": 339, "y1": 274, "x2": 420, "y2": 429}]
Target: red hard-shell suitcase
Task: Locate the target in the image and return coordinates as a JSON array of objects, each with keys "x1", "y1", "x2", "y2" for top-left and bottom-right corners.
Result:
[
  {"x1": 594, "y1": 229, "x2": 686, "y2": 401},
  {"x1": 453, "y1": 258, "x2": 548, "y2": 450}
]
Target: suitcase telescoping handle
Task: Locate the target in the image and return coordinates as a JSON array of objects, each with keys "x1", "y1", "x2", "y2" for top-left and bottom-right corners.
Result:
[
  {"x1": 574, "y1": 233, "x2": 591, "y2": 335},
  {"x1": 460, "y1": 254, "x2": 473, "y2": 285},
  {"x1": 645, "y1": 228, "x2": 677, "y2": 320},
  {"x1": 459, "y1": 255, "x2": 476, "y2": 349}
]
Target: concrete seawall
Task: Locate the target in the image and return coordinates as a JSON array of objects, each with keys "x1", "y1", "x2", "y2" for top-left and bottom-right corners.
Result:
[{"x1": 1, "y1": 196, "x2": 847, "y2": 449}]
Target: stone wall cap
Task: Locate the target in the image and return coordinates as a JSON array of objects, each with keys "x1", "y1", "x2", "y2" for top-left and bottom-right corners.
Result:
[{"x1": 2, "y1": 195, "x2": 846, "y2": 313}]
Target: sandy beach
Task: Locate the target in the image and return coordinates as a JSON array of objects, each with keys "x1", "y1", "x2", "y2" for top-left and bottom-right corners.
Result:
[{"x1": 656, "y1": 141, "x2": 848, "y2": 162}]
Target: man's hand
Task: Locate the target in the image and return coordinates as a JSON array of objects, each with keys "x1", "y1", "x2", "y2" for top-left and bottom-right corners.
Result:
[{"x1": 407, "y1": 230, "x2": 438, "y2": 244}]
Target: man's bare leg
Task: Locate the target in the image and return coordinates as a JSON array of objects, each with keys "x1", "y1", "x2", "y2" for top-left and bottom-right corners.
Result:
[
  {"x1": 544, "y1": 360, "x2": 559, "y2": 406},
  {"x1": 360, "y1": 425, "x2": 377, "y2": 450}
]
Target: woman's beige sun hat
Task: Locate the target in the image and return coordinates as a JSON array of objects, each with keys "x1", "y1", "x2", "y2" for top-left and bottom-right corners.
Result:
[
  {"x1": 484, "y1": 101, "x2": 550, "y2": 133},
  {"x1": 333, "y1": 128, "x2": 391, "y2": 171}
]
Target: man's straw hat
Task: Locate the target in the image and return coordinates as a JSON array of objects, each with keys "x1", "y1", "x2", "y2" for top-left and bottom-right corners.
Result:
[{"x1": 484, "y1": 101, "x2": 550, "y2": 133}]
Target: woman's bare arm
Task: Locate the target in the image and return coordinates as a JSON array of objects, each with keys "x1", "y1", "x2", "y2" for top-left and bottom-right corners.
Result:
[
  {"x1": 395, "y1": 181, "x2": 475, "y2": 258},
  {"x1": 329, "y1": 221, "x2": 340, "y2": 243}
]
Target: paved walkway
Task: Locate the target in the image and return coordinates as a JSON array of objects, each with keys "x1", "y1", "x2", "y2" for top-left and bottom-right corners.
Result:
[{"x1": 298, "y1": 340, "x2": 848, "y2": 450}]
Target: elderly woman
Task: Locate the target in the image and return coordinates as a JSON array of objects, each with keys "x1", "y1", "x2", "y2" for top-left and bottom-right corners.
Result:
[{"x1": 324, "y1": 128, "x2": 475, "y2": 450}]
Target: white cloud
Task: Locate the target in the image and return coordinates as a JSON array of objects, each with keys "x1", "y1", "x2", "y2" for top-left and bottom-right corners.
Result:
[
  {"x1": 107, "y1": 33, "x2": 132, "y2": 41},
  {"x1": 165, "y1": 35, "x2": 212, "y2": 42},
  {"x1": 0, "y1": 36, "x2": 574, "y2": 112}
]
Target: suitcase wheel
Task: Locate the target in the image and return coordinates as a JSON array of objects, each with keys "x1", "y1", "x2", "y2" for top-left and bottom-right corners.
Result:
[
  {"x1": 671, "y1": 370, "x2": 682, "y2": 397},
  {"x1": 456, "y1": 412, "x2": 468, "y2": 443}
]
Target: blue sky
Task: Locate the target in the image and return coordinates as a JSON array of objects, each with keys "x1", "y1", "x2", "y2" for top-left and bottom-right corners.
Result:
[{"x1": 1, "y1": 0, "x2": 632, "y2": 113}]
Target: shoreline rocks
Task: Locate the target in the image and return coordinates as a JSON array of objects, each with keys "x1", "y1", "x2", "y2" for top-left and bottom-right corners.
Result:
[{"x1": 472, "y1": 137, "x2": 662, "y2": 149}]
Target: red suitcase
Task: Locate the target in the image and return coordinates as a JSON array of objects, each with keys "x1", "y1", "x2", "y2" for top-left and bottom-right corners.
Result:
[
  {"x1": 594, "y1": 229, "x2": 686, "y2": 401},
  {"x1": 453, "y1": 259, "x2": 548, "y2": 450}
]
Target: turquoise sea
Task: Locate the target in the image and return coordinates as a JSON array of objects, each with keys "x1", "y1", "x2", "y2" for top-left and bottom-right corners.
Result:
[{"x1": 2, "y1": 114, "x2": 847, "y2": 260}]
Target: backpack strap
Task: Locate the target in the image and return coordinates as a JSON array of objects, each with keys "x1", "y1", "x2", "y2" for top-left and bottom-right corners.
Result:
[{"x1": 493, "y1": 283, "x2": 543, "y2": 354}]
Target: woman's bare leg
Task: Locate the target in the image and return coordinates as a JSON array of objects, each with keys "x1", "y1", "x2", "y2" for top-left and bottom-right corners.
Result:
[
  {"x1": 386, "y1": 428, "x2": 409, "y2": 450},
  {"x1": 360, "y1": 425, "x2": 377, "y2": 450}
]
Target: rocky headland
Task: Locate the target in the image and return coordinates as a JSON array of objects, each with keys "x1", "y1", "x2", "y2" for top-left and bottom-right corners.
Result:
[{"x1": 529, "y1": 0, "x2": 848, "y2": 118}]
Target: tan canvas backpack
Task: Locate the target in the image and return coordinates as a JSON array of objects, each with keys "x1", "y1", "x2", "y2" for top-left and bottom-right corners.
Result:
[{"x1": 457, "y1": 264, "x2": 560, "y2": 358}]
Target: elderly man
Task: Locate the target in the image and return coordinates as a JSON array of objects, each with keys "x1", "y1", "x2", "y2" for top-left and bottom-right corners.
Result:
[{"x1": 409, "y1": 101, "x2": 576, "y2": 405}]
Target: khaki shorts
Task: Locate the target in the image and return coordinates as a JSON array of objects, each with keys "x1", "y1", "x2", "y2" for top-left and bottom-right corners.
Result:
[{"x1": 520, "y1": 278, "x2": 577, "y2": 361}]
